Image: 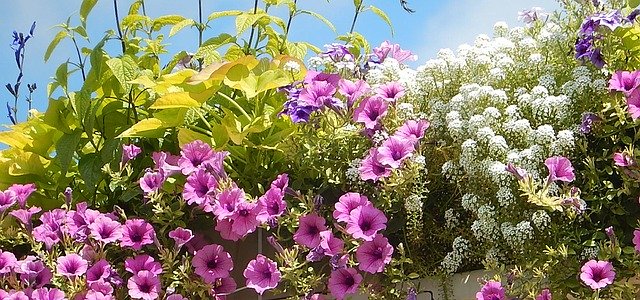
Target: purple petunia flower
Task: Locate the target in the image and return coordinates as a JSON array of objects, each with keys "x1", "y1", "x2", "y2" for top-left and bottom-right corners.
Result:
[
  {"x1": 476, "y1": 281, "x2": 505, "y2": 300},
  {"x1": 0, "y1": 250, "x2": 16, "y2": 274},
  {"x1": 125, "y1": 255, "x2": 162, "y2": 276},
  {"x1": 371, "y1": 41, "x2": 417, "y2": 64},
  {"x1": 319, "y1": 230, "x2": 344, "y2": 256},
  {"x1": 32, "y1": 209, "x2": 67, "y2": 250},
  {"x1": 16, "y1": 256, "x2": 53, "y2": 288},
  {"x1": 121, "y1": 219, "x2": 156, "y2": 250},
  {"x1": 627, "y1": 88, "x2": 640, "y2": 120},
  {"x1": 84, "y1": 291, "x2": 114, "y2": 300},
  {"x1": 355, "y1": 234, "x2": 393, "y2": 274},
  {"x1": 395, "y1": 119, "x2": 429, "y2": 144},
  {"x1": 338, "y1": 79, "x2": 370, "y2": 108},
  {"x1": 121, "y1": 144, "x2": 142, "y2": 165},
  {"x1": 56, "y1": 254, "x2": 88, "y2": 278},
  {"x1": 346, "y1": 205, "x2": 387, "y2": 241},
  {"x1": 333, "y1": 192, "x2": 371, "y2": 223},
  {"x1": 151, "y1": 151, "x2": 181, "y2": 177},
  {"x1": 299, "y1": 80, "x2": 339, "y2": 109},
  {"x1": 505, "y1": 163, "x2": 528, "y2": 181},
  {"x1": 613, "y1": 152, "x2": 635, "y2": 167},
  {"x1": 545, "y1": 156, "x2": 576, "y2": 182},
  {"x1": 580, "y1": 260, "x2": 615, "y2": 290},
  {"x1": 211, "y1": 188, "x2": 244, "y2": 220},
  {"x1": 293, "y1": 213, "x2": 328, "y2": 248},
  {"x1": 166, "y1": 295, "x2": 187, "y2": 300},
  {"x1": 168, "y1": 227, "x2": 193, "y2": 250},
  {"x1": 518, "y1": 7, "x2": 547, "y2": 24},
  {"x1": 321, "y1": 43, "x2": 354, "y2": 62},
  {"x1": 209, "y1": 277, "x2": 237, "y2": 297},
  {"x1": 192, "y1": 244, "x2": 234, "y2": 283},
  {"x1": 178, "y1": 140, "x2": 216, "y2": 175},
  {"x1": 535, "y1": 289, "x2": 552, "y2": 300},
  {"x1": 9, "y1": 206, "x2": 40, "y2": 231},
  {"x1": 231, "y1": 201, "x2": 260, "y2": 237},
  {"x1": 215, "y1": 218, "x2": 243, "y2": 241},
  {"x1": 609, "y1": 70, "x2": 640, "y2": 95},
  {"x1": 304, "y1": 71, "x2": 341, "y2": 87},
  {"x1": 579, "y1": 112, "x2": 601, "y2": 135},
  {"x1": 633, "y1": 229, "x2": 640, "y2": 253},
  {"x1": 89, "y1": 216, "x2": 123, "y2": 244},
  {"x1": 353, "y1": 96, "x2": 388, "y2": 130},
  {"x1": 86, "y1": 259, "x2": 115, "y2": 284},
  {"x1": 183, "y1": 169, "x2": 218, "y2": 207},
  {"x1": 359, "y1": 148, "x2": 392, "y2": 182},
  {"x1": 328, "y1": 268, "x2": 362, "y2": 300},
  {"x1": 256, "y1": 187, "x2": 287, "y2": 224},
  {"x1": 8, "y1": 183, "x2": 36, "y2": 208},
  {"x1": 30, "y1": 288, "x2": 65, "y2": 300},
  {"x1": 243, "y1": 254, "x2": 281, "y2": 295},
  {"x1": 127, "y1": 270, "x2": 161, "y2": 300},
  {"x1": 375, "y1": 82, "x2": 405, "y2": 102},
  {"x1": 0, "y1": 189, "x2": 16, "y2": 213},
  {"x1": 140, "y1": 171, "x2": 165, "y2": 194},
  {"x1": 376, "y1": 136, "x2": 415, "y2": 169},
  {"x1": 575, "y1": 36, "x2": 605, "y2": 68}
]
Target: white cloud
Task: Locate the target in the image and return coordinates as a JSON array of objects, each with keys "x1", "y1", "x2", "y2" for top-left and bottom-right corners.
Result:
[{"x1": 417, "y1": 0, "x2": 560, "y2": 60}]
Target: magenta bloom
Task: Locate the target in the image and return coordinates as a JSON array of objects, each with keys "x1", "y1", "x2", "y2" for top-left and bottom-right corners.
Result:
[
  {"x1": 293, "y1": 213, "x2": 328, "y2": 248},
  {"x1": 212, "y1": 188, "x2": 244, "y2": 220},
  {"x1": 544, "y1": 156, "x2": 576, "y2": 182},
  {"x1": 353, "y1": 96, "x2": 388, "y2": 129},
  {"x1": 151, "y1": 151, "x2": 181, "y2": 177},
  {"x1": 299, "y1": 80, "x2": 339, "y2": 108},
  {"x1": 270, "y1": 173, "x2": 289, "y2": 190},
  {"x1": 304, "y1": 71, "x2": 341, "y2": 87},
  {"x1": 580, "y1": 260, "x2": 615, "y2": 290},
  {"x1": 346, "y1": 205, "x2": 387, "y2": 241},
  {"x1": 372, "y1": 41, "x2": 417, "y2": 64},
  {"x1": 121, "y1": 219, "x2": 156, "y2": 250},
  {"x1": 338, "y1": 79, "x2": 370, "y2": 108},
  {"x1": 210, "y1": 276, "x2": 237, "y2": 296},
  {"x1": 256, "y1": 187, "x2": 287, "y2": 223},
  {"x1": 475, "y1": 281, "x2": 505, "y2": 300},
  {"x1": 139, "y1": 171, "x2": 165, "y2": 194},
  {"x1": 535, "y1": 289, "x2": 552, "y2": 300},
  {"x1": 85, "y1": 291, "x2": 114, "y2": 300},
  {"x1": 319, "y1": 230, "x2": 344, "y2": 256},
  {"x1": 89, "y1": 216, "x2": 123, "y2": 244},
  {"x1": 376, "y1": 136, "x2": 415, "y2": 169},
  {"x1": 359, "y1": 148, "x2": 392, "y2": 182},
  {"x1": 625, "y1": 87, "x2": 640, "y2": 121},
  {"x1": 169, "y1": 227, "x2": 193, "y2": 249},
  {"x1": 9, "y1": 206, "x2": 40, "y2": 231},
  {"x1": 178, "y1": 140, "x2": 216, "y2": 175},
  {"x1": 6, "y1": 291, "x2": 29, "y2": 300},
  {"x1": 0, "y1": 250, "x2": 16, "y2": 274},
  {"x1": 613, "y1": 152, "x2": 635, "y2": 167},
  {"x1": 633, "y1": 229, "x2": 640, "y2": 253},
  {"x1": 56, "y1": 254, "x2": 88, "y2": 278},
  {"x1": 214, "y1": 218, "x2": 242, "y2": 241},
  {"x1": 121, "y1": 144, "x2": 142, "y2": 165},
  {"x1": 127, "y1": 270, "x2": 161, "y2": 300},
  {"x1": 16, "y1": 256, "x2": 53, "y2": 288},
  {"x1": 243, "y1": 254, "x2": 281, "y2": 295},
  {"x1": 505, "y1": 163, "x2": 528, "y2": 181},
  {"x1": 86, "y1": 259, "x2": 116, "y2": 284},
  {"x1": 192, "y1": 244, "x2": 234, "y2": 283},
  {"x1": 328, "y1": 268, "x2": 363, "y2": 300},
  {"x1": 375, "y1": 82, "x2": 405, "y2": 102},
  {"x1": 231, "y1": 201, "x2": 260, "y2": 236},
  {"x1": 183, "y1": 169, "x2": 218, "y2": 206},
  {"x1": 609, "y1": 70, "x2": 640, "y2": 95},
  {"x1": 166, "y1": 295, "x2": 187, "y2": 300},
  {"x1": 395, "y1": 119, "x2": 430, "y2": 144},
  {"x1": 333, "y1": 193, "x2": 371, "y2": 223},
  {"x1": 125, "y1": 255, "x2": 162, "y2": 276},
  {"x1": 355, "y1": 234, "x2": 393, "y2": 273},
  {"x1": 31, "y1": 288, "x2": 65, "y2": 300},
  {"x1": 8, "y1": 183, "x2": 36, "y2": 208},
  {"x1": 0, "y1": 190, "x2": 16, "y2": 212}
]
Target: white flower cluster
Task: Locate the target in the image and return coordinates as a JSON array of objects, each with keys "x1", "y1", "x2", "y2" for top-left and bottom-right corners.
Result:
[
  {"x1": 500, "y1": 221, "x2": 534, "y2": 248},
  {"x1": 441, "y1": 236, "x2": 470, "y2": 274},
  {"x1": 346, "y1": 158, "x2": 362, "y2": 182},
  {"x1": 444, "y1": 208, "x2": 460, "y2": 228},
  {"x1": 531, "y1": 210, "x2": 551, "y2": 229}
]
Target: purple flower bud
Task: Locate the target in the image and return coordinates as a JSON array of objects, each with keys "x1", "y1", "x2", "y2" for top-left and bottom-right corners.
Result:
[
  {"x1": 406, "y1": 288, "x2": 417, "y2": 300},
  {"x1": 605, "y1": 226, "x2": 614, "y2": 238},
  {"x1": 313, "y1": 195, "x2": 324, "y2": 210},
  {"x1": 121, "y1": 144, "x2": 142, "y2": 165},
  {"x1": 267, "y1": 236, "x2": 284, "y2": 254},
  {"x1": 505, "y1": 163, "x2": 528, "y2": 181},
  {"x1": 580, "y1": 112, "x2": 601, "y2": 135},
  {"x1": 306, "y1": 246, "x2": 325, "y2": 262}
]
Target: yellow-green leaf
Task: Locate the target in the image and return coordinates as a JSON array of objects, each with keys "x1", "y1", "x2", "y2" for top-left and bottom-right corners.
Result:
[
  {"x1": 152, "y1": 15, "x2": 186, "y2": 32},
  {"x1": 80, "y1": 0, "x2": 98, "y2": 25},
  {"x1": 207, "y1": 10, "x2": 244, "y2": 22},
  {"x1": 298, "y1": 10, "x2": 336, "y2": 33},
  {"x1": 117, "y1": 118, "x2": 166, "y2": 138},
  {"x1": 235, "y1": 12, "x2": 267, "y2": 36},
  {"x1": 45, "y1": 30, "x2": 68, "y2": 62},
  {"x1": 169, "y1": 19, "x2": 195, "y2": 37},
  {"x1": 369, "y1": 5, "x2": 394, "y2": 35},
  {"x1": 150, "y1": 92, "x2": 208, "y2": 109},
  {"x1": 178, "y1": 128, "x2": 214, "y2": 147}
]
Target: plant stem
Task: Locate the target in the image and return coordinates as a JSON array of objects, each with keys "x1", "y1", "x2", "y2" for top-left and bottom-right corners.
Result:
[
  {"x1": 198, "y1": 0, "x2": 203, "y2": 47},
  {"x1": 246, "y1": 0, "x2": 260, "y2": 54},
  {"x1": 71, "y1": 36, "x2": 86, "y2": 81},
  {"x1": 113, "y1": 0, "x2": 126, "y2": 53},
  {"x1": 141, "y1": 0, "x2": 147, "y2": 16},
  {"x1": 349, "y1": 1, "x2": 364, "y2": 34}
]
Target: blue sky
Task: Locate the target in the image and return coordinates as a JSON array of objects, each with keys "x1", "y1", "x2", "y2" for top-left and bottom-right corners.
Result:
[{"x1": 0, "y1": 0, "x2": 559, "y2": 125}]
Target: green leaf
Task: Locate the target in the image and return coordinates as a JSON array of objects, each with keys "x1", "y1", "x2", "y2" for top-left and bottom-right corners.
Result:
[
  {"x1": 369, "y1": 5, "x2": 394, "y2": 35},
  {"x1": 80, "y1": 0, "x2": 98, "y2": 25},
  {"x1": 298, "y1": 10, "x2": 336, "y2": 33},
  {"x1": 45, "y1": 30, "x2": 68, "y2": 62},
  {"x1": 152, "y1": 15, "x2": 186, "y2": 32},
  {"x1": 178, "y1": 128, "x2": 213, "y2": 147},
  {"x1": 106, "y1": 55, "x2": 139, "y2": 91},
  {"x1": 194, "y1": 34, "x2": 236, "y2": 65},
  {"x1": 78, "y1": 153, "x2": 103, "y2": 193},
  {"x1": 235, "y1": 12, "x2": 267, "y2": 36},
  {"x1": 169, "y1": 19, "x2": 195, "y2": 37},
  {"x1": 353, "y1": 0, "x2": 363, "y2": 8},
  {"x1": 207, "y1": 10, "x2": 244, "y2": 22},
  {"x1": 55, "y1": 62, "x2": 69, "y2": 92},
  {"x1": 629, "y1": 0, "x2": 640, "y2": 8},
  {"x1": 117, "y1": 118, "x2": 167, "y2": 138},
  {"x1": 150, "y1": 92, "x2": 203, "y2": 109},
  {"x1": 55, "y1": 130, "x2": 82, "y2": 174}
]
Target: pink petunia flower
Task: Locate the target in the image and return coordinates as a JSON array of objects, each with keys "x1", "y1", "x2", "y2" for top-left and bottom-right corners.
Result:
[
  {"x1": 270, "y1": 173, "x2": 289, "y2": 190},
  {"x1": 613, "y1": 152, "x2": 635, "y2": 167},
  {"x1": 505, "y1": 163, "x2": 528, "y2": 181},
  {"x1": 0, "y1": 190, "x2": 16, "y2": 212},
  {"x1": 56, "y1": 254, "x2": 88, "y2": 278},
  {"x1": 627, "y1": 88, "x2": 640, "y2": 120},
  {"x1": 89, "y1": 216, "x2": 123, "y2": 244},
  {"x1": 230, "y1": 201, "x2": 260, "y2": 236},
  {"x1": 355, "y1": 234, "x2": 393, "y2": 273},
  {"x1": 359, "y1": 148, "x2": 392, "y2": 182},
  {"x1": 353, "y1": 96, "x2": 388, "y2": 130},
  {"x1": 372, "y1": 41, "x2": 417, "y2": 64},
  {"x1": 139, "y1": 171, "x2": 165, "y2": 194},
  {"x1": 609, "y1": 70, "x2": 640, "y2": 95},
  {"x1": 30, "y1": 287, "x2": 65, "y2": 300},
  {"x1": 544, "y1": 156, "x2": 575, "y2": 182},
  {"x1": 580, "y1": 260, "x2": 615, "y2": 290},
  {"x1": 169, "y1": 227, "x2": 193, "y2": 249},
  {"x1": 338, "y1": 79, "x2": 370, "y2": 108},
  {"x1": 86, "y1": 259, "x2": 115, "y2": 284},
  {"x1": 6, "y1": 291, "x2": 29, "y2": 300},
  {"x1": 211, "y1": 188, "x2": 244, "y2": 219},
  {"x1": 0, "y1": 250, "x2": 16, "y2": 274},
  {"x1": 183, "y1": 169, "x2": 218, "y2": 206},
  {"x1": 299, "y1": 80, "x2": 339, "y2": 108},
  {"x1": 256, "y1": 187, "x2": 287, "y2": 223},
  {"x1": 243, "y1": 254, "x2": 281, "y2": 295},
  {"x1": 166, "y1": 295, "x2": 188, "y2": 300},
  {"x1": 151, "y1": 151, "x2": 181, "y2": 177},
  {"x1": 476, "y1": 281, "x2": 505, "y2": 300},
  {"x1": 346, "y1": 205, "x2": 387, "y2": 241},
  {"x1": 333, "y1": 193, "x2": 371, "y2": 223},
  {"x1": 394, "y1": 119, "x2": 430, "y2": 144},
  {"x1": 319, "y1": 230, "x2": 344, "y2": 256},
  {"x1": 328, "y1": 268, "x2": 362, "y2": 300},
  {"x1": 210, "y1": 276, "x2": 237, "y2": 297},
  {"x1": 214, "y1": 218, "x2": 243, "y2": 241},
  {"x1": 178, "y1": 140, "x2": 217, "y2": 175},
  {"x1": 8, "y1": 183, "x2": 36, "y2": 208},
  {"x1": 121, "y1": 219, "x2": 156, "y2": 250},
  {"x1": 16, "y1": 256, "x2": 53, "y2": 288},
  {"x1": 125, "y1": 255, "x2": 162, "y2": 277},
  {"x1": 9, "y1": 206, "x2": 41, "y2": 231},
  {"x1": 127, "y1": 270, "x2": 161, "y2": 300},
  {"x1": 192, "y1": 244, "x2": 234, "y2": 283},
  {"x1": 293, "y1": 213, "x2": 328, "y2": 248},
  {"x1": 121, "y1": 144, "x2": 142, "y2": 165},
  {"x1": 632, "y1": 229, "x2": 640, "y2": 253},
  {"x1": 85, "y1": 291, "x2": 114, "y2": 300},
  {"x1": 375, "y1": 82, "x2": 405, "y2": 102},
  {"x1": 535, "y1": 289, "x2": 552, "y2": 300},
  {"x1": 376, "y1": 136, "x2": 415, "y2": 169}
]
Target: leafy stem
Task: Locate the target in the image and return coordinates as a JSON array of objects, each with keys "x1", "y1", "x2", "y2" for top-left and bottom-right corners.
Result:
[
  {"x1": 349, "y1": 0, "x2": 364, "y2": 34},
  {"x1": 198, "y1": 0, "x2": 203, "y2": 47},
  {"x1": 113, "y1": 0, "x2": 126, "y2": 53},
  {"x1": 246, "y1": 0, "x2": 260, "y2": 54},
  {"x1": 71, "y1": 36, "x2": 86, "y2": 81}
]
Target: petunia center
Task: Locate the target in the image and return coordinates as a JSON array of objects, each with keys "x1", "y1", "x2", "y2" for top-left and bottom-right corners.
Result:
[
  {"x1": 344, "y1": 276, "x2": 355, "y2": 286},
  {"x1": 591, "y1": 269, "x2": 603, "y2": 283},
  {"x1": 139, "y1": 282, "x2": 151, "y2": 293},
  {"x1": 262, "y1": 270, "x2": 272, "y2": 280},
  {"x1": 239, "y1": 209, "x2": 249, "y2": 217},
  {"x1": 359, "y1": 220, "x2": 372, "y2": 232},
  {"x1": 372, "y1": 247, "x2": 383, "y2": 259},
  {"x1": 131, "y1": 231, "x2": 143, "y2": 242},
  {"x1": 207, "y1": 259, "x2": 218, "y2": 270}
]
